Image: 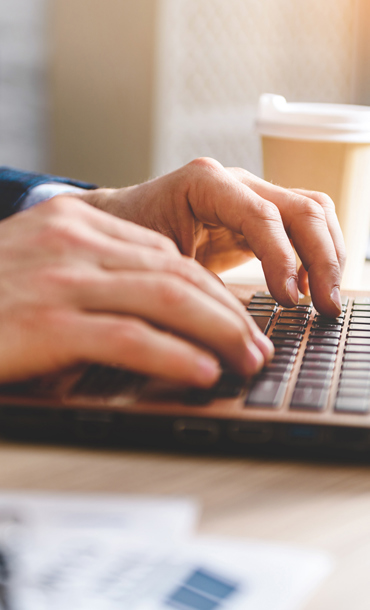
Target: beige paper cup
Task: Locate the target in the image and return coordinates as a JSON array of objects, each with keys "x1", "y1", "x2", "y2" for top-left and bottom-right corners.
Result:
[{"x1": 257, "y1": 94, "x2": 370, "y2": 289}]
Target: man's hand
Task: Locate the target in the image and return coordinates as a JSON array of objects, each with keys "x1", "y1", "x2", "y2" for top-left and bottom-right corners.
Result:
[
  {"x1": 79, "y1": 158, "x2": 346, "y2": 317},
  {"x1": 0, "y1": 197, "x2": 272, "y2": 385}
]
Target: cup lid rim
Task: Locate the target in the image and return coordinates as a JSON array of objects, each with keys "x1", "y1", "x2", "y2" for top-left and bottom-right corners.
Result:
[
  {"x1": 257, "y1": 94, "x2": 370, "y2": 141},
  {"x1": 258, "y1": 93, "x2": 370, "y2": 128}
]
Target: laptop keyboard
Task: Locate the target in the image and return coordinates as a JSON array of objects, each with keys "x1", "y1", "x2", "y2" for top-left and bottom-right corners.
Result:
[{"x1": 245, "y1": 291, "x2": 370, "y2": 414}]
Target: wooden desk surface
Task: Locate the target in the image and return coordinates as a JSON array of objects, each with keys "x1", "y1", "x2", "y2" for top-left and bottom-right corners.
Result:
[{"x1": 1, "y1": 440, "x2": 370, "y2": 609}]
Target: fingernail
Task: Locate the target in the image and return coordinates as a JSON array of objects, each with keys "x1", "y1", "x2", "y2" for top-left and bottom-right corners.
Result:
[
  {"x1": 244, "y1": 343, "x2": 264, "y2": 375},
  {"x1": 287, "y1": 277, "x2": 299, "y2": 305},
  {"x1": 253, "y1": 333, "x2": 274, "y2": 361},
  {"x1": 330, "y1": 287, "x2": 342, "y2": 314},
  {"x1": 196, "y1": 355, "x2": 221, "y2": 384}
]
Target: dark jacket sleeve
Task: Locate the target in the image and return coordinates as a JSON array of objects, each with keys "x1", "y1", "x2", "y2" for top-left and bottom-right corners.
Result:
[{"x1": 0, "y1": 167, "x2": 97, "y2": 220}]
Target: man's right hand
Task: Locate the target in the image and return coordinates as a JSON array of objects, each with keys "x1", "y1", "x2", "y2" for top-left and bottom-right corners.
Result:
[{"x1": 0, "y1": 197, "x2": 272, "y2": 386}]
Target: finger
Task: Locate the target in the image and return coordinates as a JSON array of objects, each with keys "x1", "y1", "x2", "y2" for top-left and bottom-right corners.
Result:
[
  {"x1": 291, "y1": 188, "x2": 346, "y2": 274},
  {"x1": 75, "y1": 271, "x2": 267, "y2": 376},
  {"x1": 51, "y1": 215, "x2": 257, "y2": 327},
  {"x1": 226, "y1": 168, "x2": 345, "y2": 271},
  {"x1": 245, "y1": 314, "x2": 275, "y2": 361},
  {"x1": 185, "y1": 159, "x2": 299, "y2": 307},
  {"x1": 58, "y1": 311, "x2": 222, "y2": 387},
  {"x1": 226, "y1": 168, "x2": 344, "y2": 316},
  {"x1": 96, "y1": 237, "x2": 252, "y2": 321},
  {"x1": 298, "y1": 264, "x2": 310, "y2": 296}
]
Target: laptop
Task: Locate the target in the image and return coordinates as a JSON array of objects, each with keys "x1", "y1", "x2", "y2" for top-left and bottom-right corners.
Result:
[{"x1": 1, "y1": 283, "x2": 370, "y2": 455}]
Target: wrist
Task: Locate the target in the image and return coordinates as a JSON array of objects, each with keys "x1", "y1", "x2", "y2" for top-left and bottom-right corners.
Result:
[{"x1": 75, "y1": 187, "x2": 116, "y2": 210}]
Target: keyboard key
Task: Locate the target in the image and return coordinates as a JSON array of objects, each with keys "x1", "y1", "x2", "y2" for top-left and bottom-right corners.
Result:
[
  {"x1": 342, "y1": 361, "x2": 370, "y2": 371},
  {"x1": 354, "y1": 297, "x2": 370, "y2": 305},
  {"x1": 343, "y1": 352, "x2": 370, "y2": 361},
  {"x1": 276, "y1": 317, "x2": 307, "y2": 326},
  {"x1": 350, "y1": 316, "x2": 370, "y2": 324},
  {"x1": 249, "y1": 297, "x2": 277, "y2": 304},
  {"x1": 347, "y1": 330, "x2": 370, "y2": 338},
  {"x1": 303, "y1": 352, "x2": 336, "y2": 362},
  {"x1": 300, "y1": 360, "x2": 335, "y2": 371},
  {"x1": 312, "y1": 322, "x2": 343, "y2": 331},
  {"x1": 290, "y1": 385, "x2": 329, "y2": 411},
  {"x1": 245, "y1": 379, "x2": 287, "y2": 408},
  {"x1": 274, "y1": 346, "x2": 299, "y2": 357},
  {"x1": 314, "y1": 316, "x2": 345, "y2": 326},
  {"x1": 343, "y1": 345, "x2": 370, "y2": 354},
  {"x1": 184, "y1": 372, "x2": 245, "y2": 404},
  {"x1": 340, "y1": 370, "x2": 370, "y2": 381},
  {"x1": 249, "y1": 315, "x2": 272, "y2": 333},
  {"x1": 352, "y1": 304, "x2": 370, "y2": 312},
  {"x1": 257, "y1": 370, "x2": 291, "y2": 382},
  {"x1": 316, "y1": 312, "x2": 345, "y2": 321},
  {"x1": 348, "y1": 324, "x2": 370, "y2": 332},
  {"x1": 274, "y1": 324, "x2": 306, "y2": 332},
  {"x1": 346, "y1": 338, "x2": 370, "y2": 346},
  {"x1": 270, "y1": 355, "x2": 296, "y2": 366},
  {"x1": 272, "y1": 331, "x2": 303, "y2": 340},
  {"x1": 309, "y1": 329, "x2": 342, "y2": 338},
  {"x1": 307, "y1": 337, "x2": 340, "y2": 346},
  {"x1": 298, "y1": 369, "x2": 333, "y2": 382},
  {"x1": 247, "y1": 304, "x2": 277, "y2": 312},
  {"x1": 279, "y1": 311, "x2": 310, "y2": 319},
  {"x1": 304, "y1": 344, "x2": 338, "y2": 354},
  {"x1": 254, "y1": 291, "x2": 275, "y2": 300},
  {"x1": 341, "y1": 296, "x2": 350, "y2": 307},
  {"x1": 335, "y1": 396, "x2": 370, "y2": 414},
  {"x1": 296, "y1": 378, "x2": 331, "y2": 388},
  {"x1": 265, "y1": 362, "x2": 294, "y2": 374},
  {"x1": 271, "y1": 339, "x2": 301, "y2": 348},
  {"x1": 337, "y1": 386, "x2": 370, "y2": 398}
]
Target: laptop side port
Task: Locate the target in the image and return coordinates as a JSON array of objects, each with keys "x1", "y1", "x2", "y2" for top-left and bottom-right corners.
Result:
[
  {"x1": 227, "y1": 422, "x2": 273, "y2": 444},
  {"x1": 284, "y1": 424, "x2": 323, "y2": 446},
  {"x1": 173, "y1": 419, "x2": 219, "y2": 446}
]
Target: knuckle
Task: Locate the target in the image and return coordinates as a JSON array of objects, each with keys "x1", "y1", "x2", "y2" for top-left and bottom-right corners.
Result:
[
  {"x1": 295, "y1": 195, "x2": 326, "y2": 223},
  {"x1": 37, "y1": 195, "x2": 78, "y2": 217},
  {"x1": 252, "y1": 198, "x2": 281, "y2": 222},
  {"x1": 187, "y1": 156, "x2": 223, "y2": 174},
  {"x1": 311, "y1": 191, "x2": 336, "y2": 213},
  {"x1": 37, "y1": 265, "x2": 91, "y2": 296},
  {"x1": 35, "y1": 218, "x2": 86, "y2": 253},
  {"x1": 157, "y1": 277, "x2": 187, "y2": 309}
]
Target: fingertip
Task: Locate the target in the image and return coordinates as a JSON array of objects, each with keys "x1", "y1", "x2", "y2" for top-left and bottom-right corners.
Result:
[
  {"x1": 310, "y1": 285, "x2": 342, "y2": 318},
  {"x1": 298, "y1": 265, "x2": 310, "y2": 296},
  {"x1": 330, "y1": 286, "x2": 343, "y2": 316},
  {"x1": 255, "y1": 333, "x2": 275, "y2": 362},
  {"x1": 286, "y1": 276, "x2": 299, "y2": 306},
  {"x1": 242, "y1": 343, "x2": 265, "y2": 376},
  {"x1": 195, "y1": 355, "x2": 222, "y2": 386}
]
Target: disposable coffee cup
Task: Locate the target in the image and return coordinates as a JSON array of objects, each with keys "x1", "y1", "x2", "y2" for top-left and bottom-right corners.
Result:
[{"x1": 257, "y1": 94, "x2": 370, "y2": 289}]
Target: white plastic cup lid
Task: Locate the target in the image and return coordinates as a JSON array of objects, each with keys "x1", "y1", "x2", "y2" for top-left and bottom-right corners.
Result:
[{"x1": 256, "y1": 94, "x2": 370, "y2": 142}]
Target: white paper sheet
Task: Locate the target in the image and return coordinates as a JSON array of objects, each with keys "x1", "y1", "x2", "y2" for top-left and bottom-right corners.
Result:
[
  {"x1": 3, "y1": 530, "x2": 332, "y2": 610},
  {"x1": 0, "y1": 492, "x2": 333, "y2": 610},
  {"x1": 0, "y1": 491, "x2": 198, "y2": 540}
]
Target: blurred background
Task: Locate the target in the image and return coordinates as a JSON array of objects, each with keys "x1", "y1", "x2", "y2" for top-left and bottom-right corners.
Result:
[{"x1": 0, "y1": 0, "x2": 369, "y2": 187}]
